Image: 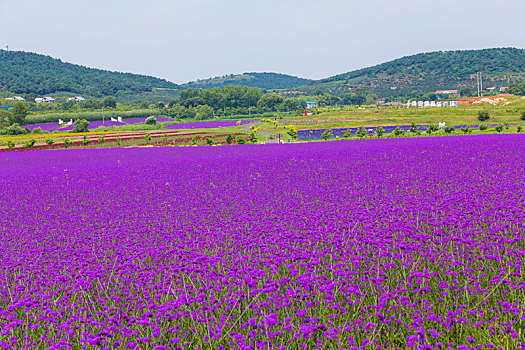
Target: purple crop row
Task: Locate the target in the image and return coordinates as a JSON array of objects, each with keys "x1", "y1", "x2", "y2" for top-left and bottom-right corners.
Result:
[
  {"x1": 165, "y1": 120, "x2": 255, "y2": 129},
  {"x1": 1, "y1": 135, "x2": 525, "y2": 349}
]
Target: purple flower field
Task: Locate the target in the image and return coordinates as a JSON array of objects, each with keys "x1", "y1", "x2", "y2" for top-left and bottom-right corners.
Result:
[
  {"x1": 165, "y1": 120, "x2": 255, "y2": 129},
  {"x1": 1, "y1": 135, "x2": 524, "y2": 349}
]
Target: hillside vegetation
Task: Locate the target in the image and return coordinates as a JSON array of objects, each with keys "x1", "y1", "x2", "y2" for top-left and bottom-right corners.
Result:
[
  {"x1": 302, "y1": 48, "x2": 525, "y2": 97},
  {"x1": 182, "y1": 72, "x2": 312, "y2": 90},
  {"x1": 0, "y1": 50, "x2": 178, "y2": 97}
]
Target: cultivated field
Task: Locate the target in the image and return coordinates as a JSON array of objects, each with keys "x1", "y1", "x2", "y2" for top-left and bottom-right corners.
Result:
[{"x1": 1, "y1": 135, "x2": 524, "y2": 349}]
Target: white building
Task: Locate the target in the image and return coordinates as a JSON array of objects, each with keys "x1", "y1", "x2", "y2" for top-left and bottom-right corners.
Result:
[
  {"x1": 6, "y1": 96, "x2": 26, "y2": 101},
  {"x1": 305, "y1": 101, "x2": 318, "y2": 109},
  {"x1": 67, "y1": 96, "x2": 86, "y2": 102},
  {"x1": 35, "y1": 97, "x2": 56, "y2": 103}
]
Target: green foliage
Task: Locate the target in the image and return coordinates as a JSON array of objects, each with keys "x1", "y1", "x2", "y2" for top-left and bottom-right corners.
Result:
[
  {"x1": 0, "y1": 50, "x2": 178, "y2": 96},
  {"x1": 72, "y1": 119, "x2": 89, "y2": 133},
  {"x1": 376, "y1": 126, "x2": 384, "y2": 137},
  {"x1": 518, "y1": 126, "x2": 523, "y2": 133},
  {"x1": 205, "y1": 137, "x2": 213, "y2": 146},
  {"x1": 460, "y1": 127, "x2": 472, "y2": 134},
  {"x1": 321, "y1": 129, "x2": 333, "y2": 140},
  {"x1": 286, "y1": 125, "x2": 298, "y2": 140},
  {"x1": 393, "y1": 127, "x2": 404, "y2": 137},
  {"x1": 479, "y1": 124, "x2": 489, "y2": 131},
  {"x1": 495, "y1": 124, "x2": 504, "y2": 133},
  {"x1": 98, "y1": 135, "x2": 105, "y2": 143},
  {"x1": 145, "y1": 116, "x2": 157, "y2": 125},
  {"x1": 116, "y1": 137, "x2": 122, "y2": 147},
  {"x1": 343, "y1": 129, "x2": 352, "y2": 138},
  {"x1": 521, "y1": 111, "x2": 525, "y2": 121},
  {"x1": 1, "y1": 123, "x2": 28, "y2": 135},
  {"x1": 24, "y1": 138, "x2": 36, "y2": 149},
  {"x1": 32, "y1": 127, "x2": 43, "y2": 134},
  {"x1": 409, "y1": 122, "x2": 418, "y2": 133},
  {"x1": 226, "y1": 134, "x2": 234, "y2": 144},
  {"x1": 444, "y1": 126, "x2": 455, "y2": 134},
  {"x1": 63, "y1": 138, "x2": 72, "y2": 148},
  {"x1": 7, "y1": 140, "x2": 15, "y2": 148},
  {"x1": 182, "y1": 72, "x2": 311, "y2": 90},
  {"x1": 249, "y1": 131, "x2": 258, "y2": 143},
  {"x1": 257, "y1": 93, "x2": 284, "y2": 110},
  {"x1": 195, "y1": 105, "x2": 214, "y2": 120},
  {"x1": 237, "y1": 137, "x2": 246, "y2": 144},
  {"x1": 82, "y1": 135, "x2": 90, "y2": 146},
  {"x1": 103, "y1": 96, "x2": 117, "y2": 108},
  {"x1": 478, "y1": 110, "x2": 490, "y2": 122},
  {"x1": 45, "y1": 137, "x2": 54, "y2": 146},
  {"x1": 10, "y1": 102, "x2": 28, "y2": 125},
  {"x1": 356, "y1": 127, "x2": 367, "y2": 138},
  {"x1": 143, "y1": 133, "x2": 152, "y2": 142}
]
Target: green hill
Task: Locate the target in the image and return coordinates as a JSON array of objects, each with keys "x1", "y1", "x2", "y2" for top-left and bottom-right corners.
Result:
[
  {"x1": 0, "y1": 50, "x2": 178, "y2": 97},
  {"x1": 302, "y1": 48, "x2": 525, "y2": 97},
  {"x1": 182, "y1": 72, "x2": 312, "y2": 90}
]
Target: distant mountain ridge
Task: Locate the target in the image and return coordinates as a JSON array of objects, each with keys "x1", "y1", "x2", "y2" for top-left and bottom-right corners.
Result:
[
  {"x1": 182, "y1": 72, "x2": 312, "y2": 90},
  {"x1": 301, "y1": 48, "x2": 525, "y2": 97},
  {"x1": 0, "y1": 50, "x2": 178, "y2": 97}
]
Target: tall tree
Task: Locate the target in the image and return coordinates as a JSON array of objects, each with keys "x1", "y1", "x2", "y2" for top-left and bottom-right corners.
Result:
[{"x1": 10, "y1": 102, "x2": 28, "y2": 125}]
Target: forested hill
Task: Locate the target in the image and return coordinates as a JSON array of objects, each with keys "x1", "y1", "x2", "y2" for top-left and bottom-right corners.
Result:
[
  {"x1": 0, "y1": 50, "x2": 178, "y2": 97},
  {"x1": 302, "y1": 48, "x2": 525, "y2": 97},
  {"x1": 182, "y1": 72, "x2": 312, "y2": 90}
]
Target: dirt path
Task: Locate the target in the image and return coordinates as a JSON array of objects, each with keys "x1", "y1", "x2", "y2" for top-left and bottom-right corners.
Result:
[{"x1": 242, "y1": 121, "x2": 281, "y2": 143}]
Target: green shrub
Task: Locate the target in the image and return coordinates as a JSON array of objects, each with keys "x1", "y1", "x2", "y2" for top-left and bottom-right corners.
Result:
[
  {"x1": 116, "y1": 137, "x2": 122, "y2": 147},
  {"x1": 98, "y1": 135, "x2": 105, "y2": 143},
  {"x1": 45, "y1": 138, "x2": 54, "y2": 146},
  {"x1": 409, "y1": 122, "x2": 418, "y2": 133},
  {"x1": 237, "y1": 137, "x2": 245, "y2": 144},
  {"x1": 478, "y1": 110, "x2": 490, "y2": 121},
  {"x1": 63, "y1": 138, "x2": 72, "y2": 148},
  {"x1": 2, "y1": 123, "x2": 28, "y2": 135},
  {"x1": 518, "y1": 126, "x2": 523, "y2": 133},
  {"x1": 206, "y1": 137, "x2": 213, "y2": 145},
  {"x1": 82, "y1": 135, "x2": 90, "y2": 146},
  {"x1": 145, "y1": 116, "x2": 157, "y2": 125},
  {"x1": 376, "y1": 126, "x2": 384, "y2": 137},
  {"x1": 32, "y1": 127, "x2": 43, "y2": 134},
  {"x1": 24, "y1": 138, "x2": 36, "y2": 149},
  {"x1": 343, "y1": 129, "x2": 352, "y2": 138},
  {"x1": 393, "y1": 127, "x2": 404, "y2": 136},
  {"x1": 521, "y1": 111, "x2": 525, "y2": 121},
  {"x1": 321, "y1": 129, "x2": 333, "y2": 140},
  {"x1": 226, "y1": 134, "x2": 234, "y2": 144},
  {"x1": 7, "y1": 140, "x2": 14, "y2": 149},
  {"x1": 143, "y1": 133, "x2": 152, "y2": 142},
  {"x1": 356, "y1": 127, "x2": 367, "y2": 138},
  {"x1": 495, "y1": 124, "x2": 503, "y2": 133},
  {"x1": 479, "y1": 124, "x2": 489, "y2": 131},
  {"x1": 444, "y1": 126, "x2": 455, "y2": 134},
  {"x1": 460, "y1": 127, "x2": 472, "y2": 134},
  {"x1": 72, "y1": 119, "x2": 89, "y2": 133}
]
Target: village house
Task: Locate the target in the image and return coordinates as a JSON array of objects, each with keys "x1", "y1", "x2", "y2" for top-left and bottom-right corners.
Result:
[
  {"x1": 305, "y1": 101, "x2": 318, "y2": 109},
  {"x1": 6, "y1": 96, "x2": 25, "y2": 101},
  {"x1": 35, "y1": 97, "x2": 56, "y2": 103}
]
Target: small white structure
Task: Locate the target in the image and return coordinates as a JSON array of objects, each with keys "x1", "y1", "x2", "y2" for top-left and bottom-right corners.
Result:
[
  {"x1": 117, "y1": 117, "x2": 122, "y2": 122},
  {"x1": 436, "y1": 102, "x2": 442, "y2": 107},
  {"x1": 6, "y1": 96, "x2": 25, "y2": 101},
  {"x1": 438, "y1": 122, "x2": 446, "y2": 130},
  {"x1": 66, "y1": 119, "x2": 73, "y2": 126},
  {"x1": 424, "y1": 101, "x2": 431, "y2": 107},
  {"x1": 111, "y1": 117, "x2": 117, "y2": 122},
  {"x1": 58, "y1": 119, "x2": 64, "y2": 125},
  {"x1": 67, "y1": 96, "x2": 86, "y2": 102},
  {"x1": 430, "y1": 101, "x2": 436, "y2": 107},
  {"x1": 417, "y1": 101, "x2": 424, "y2": 108},
  {"x1": 35, "y1": 97, "x2": 56, "y2": 103}
]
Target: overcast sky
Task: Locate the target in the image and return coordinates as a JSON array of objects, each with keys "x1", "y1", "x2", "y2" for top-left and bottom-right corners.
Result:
[{"x1": 1, "y1": 0, "x2": 524, "y2": 84}]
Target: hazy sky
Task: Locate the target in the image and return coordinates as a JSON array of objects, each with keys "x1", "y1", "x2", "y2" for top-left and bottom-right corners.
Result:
[{"x1": 1, "y1": 0, "x2": 524, "y2": 84}]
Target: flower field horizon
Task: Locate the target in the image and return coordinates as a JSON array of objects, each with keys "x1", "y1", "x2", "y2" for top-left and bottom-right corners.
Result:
[{"x1": 1, "y1": 135, "x2": 525, "y2": 349}]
